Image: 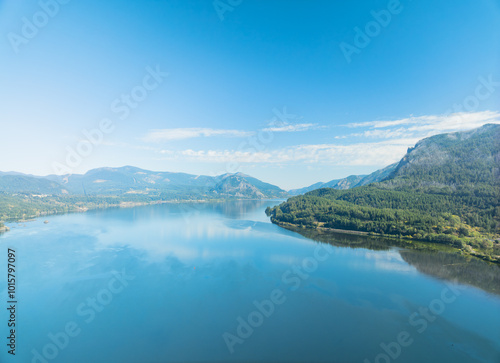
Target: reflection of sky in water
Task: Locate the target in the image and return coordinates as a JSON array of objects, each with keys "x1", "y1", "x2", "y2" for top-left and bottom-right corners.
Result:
[
  {"x1": 360, "y1": 250, "x2": 418, "y2": 273},
  {"x1": 0, "y1": 201, "x2": 499, "y2": 363}
]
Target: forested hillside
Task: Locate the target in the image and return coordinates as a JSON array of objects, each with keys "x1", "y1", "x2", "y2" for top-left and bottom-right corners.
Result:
[{"x1": 267, "y1": 124, "x2": 500, "y2": 261}]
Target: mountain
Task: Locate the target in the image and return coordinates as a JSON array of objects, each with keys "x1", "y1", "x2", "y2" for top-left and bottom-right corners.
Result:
[
  {"x1": 289, "y1": 123, "x2": 499, "y2": 196},
  {"x1": 289, "y1": 163, "x2": 398, "y2": 196},
  {"x1": 267, "y1": 124, "x2": 500, "y2": 261},
  {"x1": 45, "y1": 166, "x2": 215, "y2": 195},
  {"x1": 0, "y1": 174, "x2": 68, "y2": 194},
  {"x1": 0, "y1": 166, "x2": 288, "y2": 199},
  {"x1": 213, "y1": 173, "x2": 288, "y2": 199},
  {"x1": 380, "y1": 123, "x2": 500, "y2": 192},
  {"x1": 356, "y1": 162, "x2": 399, "y2": 186},
  {"x1": 289, "y1": 175, "x2": 365, "y2": 195}
]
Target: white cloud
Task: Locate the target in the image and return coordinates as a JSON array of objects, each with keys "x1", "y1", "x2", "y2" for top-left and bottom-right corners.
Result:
[
  {"x1": 147, "y1": 111, "x2": 499, "y2": 168},
  {"x1": 345, "y1": 111, "x2": 500, "y2": 139},
  {"x1": 160, "y1": 149, "x2": 274, "y2": 163},
  {"x1": 262, "y1": 123, "x2": 316, "y2": 132},
  {"x1": 405, "y1": 111, "x2": 500, "y2": 133},
  {"x1": 351, "y1": 128, "x2": 412, "y2": 139},
  {"x1": 143, "y1": 128, "x2": 254, "y2": 142},
  {"x1": 346, "y1": 115, "x2": 436, "y2": 129},
  {"x1": 157, "y1": 138, "x2": 419, "y2": 167}
]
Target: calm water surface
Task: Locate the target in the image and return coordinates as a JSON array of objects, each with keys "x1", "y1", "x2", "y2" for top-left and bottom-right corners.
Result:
[{"x1": 1, "y1": 201, "x2": 499, "y2": 363}]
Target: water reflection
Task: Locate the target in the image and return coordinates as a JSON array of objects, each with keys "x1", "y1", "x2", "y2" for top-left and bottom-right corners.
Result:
[
  {"x1": 286, "y1": 226, "x2": 500, "y2": 295},
  {"x1": 2, "y1": 200, "x2": 499, "y2": 363},
  {"x1": 82, "y1": 201, "x2": 291, "y2": 266},
  {"x1": 86, "y1": 199, "x2": 279, "y2": 222},
  {"x1": 400, "y1": 251, "x2": 500, "y2": 295}
]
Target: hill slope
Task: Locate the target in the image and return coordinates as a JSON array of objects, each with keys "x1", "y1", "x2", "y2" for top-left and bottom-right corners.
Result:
[
  {"x1": 0, "y1": 174, "x2": 68, "y2": 194},
  {"x1": 381, "y1": 123, "x2": 500, "y2": 193},
  {"x1": 288, "y1": 163, "x2": 398, "y2": 195},
  {"x1": 267, "y1": 124, "x2": 500, "y2": 261}
]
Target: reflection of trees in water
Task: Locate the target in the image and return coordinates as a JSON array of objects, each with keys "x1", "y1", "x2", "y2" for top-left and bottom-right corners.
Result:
[
  {"x1": 286, "y1": 226, "x2": 418, "y2": 251},
  {"x1": 287, "y1": 226, "x2": 500, "y2": 296},
  {"x1": 209, "y1": 200, "x2": 270, "y2": 218},
  {"x1": 400, "y1": 251, "x2": 500, "y2": 295}
]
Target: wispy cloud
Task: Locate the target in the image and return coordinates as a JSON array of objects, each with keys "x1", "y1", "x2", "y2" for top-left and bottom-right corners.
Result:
[
  {"x1": 350, "y1": 128, "x2": 411, "y2": 139},
  {"x1": 143, "y1": 128, "x2": 253, "y2": 142},
  {"x1": 157, "y1": 138, "x2": 418, "y2": 166},
  {"x1": 145, "y1": 111, "x2": 499, "y2": 168},
  {"x1": 345, "y1": 111, "x2": 500, "y2": 139},
  {"x1": 262, "y1": 123, "x2": 316, "y2": 132}
]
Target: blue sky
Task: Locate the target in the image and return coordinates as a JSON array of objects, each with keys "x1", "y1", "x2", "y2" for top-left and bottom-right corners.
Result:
[{"x1": 1, "y1": 0, "x2": 499, "y2": 189}]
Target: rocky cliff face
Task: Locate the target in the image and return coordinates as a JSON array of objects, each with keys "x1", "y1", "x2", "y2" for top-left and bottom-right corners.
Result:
[
  {"x1": 213, "y1": 174, "x2": 266, "y2": 198},
  {"x1": 381, "y1": 123, "x2": 500, "y2": 191}
]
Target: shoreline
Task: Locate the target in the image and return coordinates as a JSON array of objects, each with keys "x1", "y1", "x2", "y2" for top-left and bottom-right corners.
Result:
[
  {"x1": 272, "y1": 221, "x2": 500, "y2": 264},
  {"x1": 0, "y1": 197, "x2": 284, "y2": 229}
]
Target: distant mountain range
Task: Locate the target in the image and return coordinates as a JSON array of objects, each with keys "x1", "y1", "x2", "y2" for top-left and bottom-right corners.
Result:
[
  {"x1": 0, "y1": 161, "x2": 400, "y2": 199},
  {"x1": 0, "y1": 167, "x2": 288, "y2": 199},
  {"x1": 1, "y1": 123, "x2": 498, "y2": 203},
  {"x1": 288, "y1": 163, "x2": 398, "y2": 195}
]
